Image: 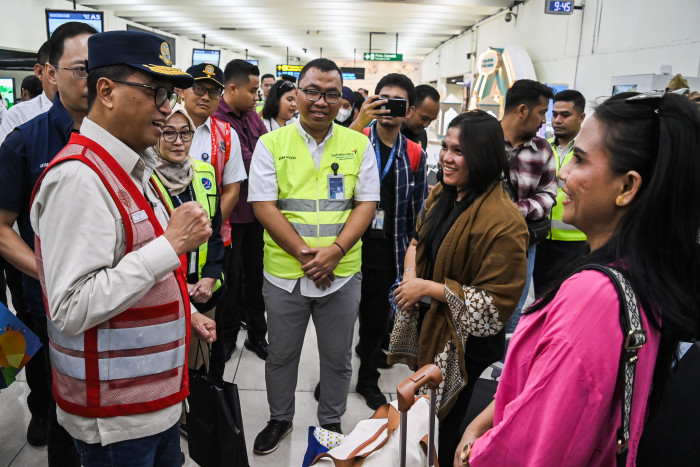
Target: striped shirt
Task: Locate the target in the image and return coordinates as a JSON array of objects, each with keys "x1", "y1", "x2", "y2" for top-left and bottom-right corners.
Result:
[{"x1": 505, "y1": 136, "x2": 557, "y2": 220}]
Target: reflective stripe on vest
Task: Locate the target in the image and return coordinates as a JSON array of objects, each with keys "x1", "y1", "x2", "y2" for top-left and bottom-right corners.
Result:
[
  {"x1": 259, "y1": 123, "x2": 367, "y2": 279},
  {"x1": 151, "y1": 159, "x2": 224, "y2": 291},
  {"x1": 549, "y1": 138, "x2": 587, "y2": 242},
  {"x1": 31, "y1": 133, "x2": 190, "y2": 418},
  {"x1": 210, "y1": 116, "x2": 232, "y2": 246}
]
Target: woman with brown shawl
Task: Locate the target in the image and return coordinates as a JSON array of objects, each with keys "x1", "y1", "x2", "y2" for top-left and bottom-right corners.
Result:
[{"x1": 389, "y1": 110, "x2": 528, "y2": 465}]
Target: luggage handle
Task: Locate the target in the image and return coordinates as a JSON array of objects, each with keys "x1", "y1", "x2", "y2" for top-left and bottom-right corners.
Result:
[
  {"x1": 397, "y1": 364, "x2": 442, "y2": 467},
  {"x1": 396, "y1": 364, "x2": 442, "y2": 413}
]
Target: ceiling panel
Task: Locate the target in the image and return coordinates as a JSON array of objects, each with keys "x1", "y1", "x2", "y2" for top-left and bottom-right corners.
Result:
[{"x1": 79, "y1": 0, "x2": 509, "y2": 61}]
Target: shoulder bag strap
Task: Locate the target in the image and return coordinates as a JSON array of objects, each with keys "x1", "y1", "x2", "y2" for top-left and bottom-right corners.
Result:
[{"x1": 573, "y1": 264, "x2": 647, "y2": 467}]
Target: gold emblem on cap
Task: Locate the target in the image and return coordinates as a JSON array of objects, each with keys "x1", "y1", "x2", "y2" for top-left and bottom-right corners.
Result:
[
  {"x1": 204, "y1": 64, "x2": 215, "y2": 76},
  {"x1": 159, "y1": 42, "x2": 172, "y2": 66},
  {"x1": 143, "y1": 64, "x2": 187, "y2": 76}
]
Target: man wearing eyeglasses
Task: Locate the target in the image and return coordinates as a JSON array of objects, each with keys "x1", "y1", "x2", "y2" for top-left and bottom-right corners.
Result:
[
  {"x1": 0, "y1": 21, "x2": 98, "y2": 466},
  {"x1": 28, "y1": 31, "x2": 216, "y2": 465},
  {"x1": 249, "y1": 58, "x2": 379, "y2": 454}
]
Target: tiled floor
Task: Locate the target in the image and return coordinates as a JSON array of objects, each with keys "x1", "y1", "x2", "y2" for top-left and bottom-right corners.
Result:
[
  {"x1": 1, "y1": 283, "x2": 530, "y2": 467},
  {"x1": 0, "y1": 314, "x2": 414, "y2": 467}
]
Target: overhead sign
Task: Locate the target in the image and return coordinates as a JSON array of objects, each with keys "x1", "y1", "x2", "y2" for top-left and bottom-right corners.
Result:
[
  {"x1": 340, "y1": 67, "x2": 365, "y2": 80},
  {"x1": 477, "y1": 49, "x2": 500, "y2": 76},
  {"x1": 363, "y1": 53, "x2": 403, "y2": 62},
  {"x1": 276, "y1": 64, "x2": 304, "y2": 72}
]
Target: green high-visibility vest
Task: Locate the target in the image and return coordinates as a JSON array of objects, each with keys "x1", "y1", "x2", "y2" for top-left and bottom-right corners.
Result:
[
  {"x1": 549, "y1": 137, "x2": 587, "y2": 242},
  {"x1": 152, "y1": 158, "x2": 224, "y2": 290},
  {"x1": 260, "y1": 123, "x2": 367, "y2": 279}
]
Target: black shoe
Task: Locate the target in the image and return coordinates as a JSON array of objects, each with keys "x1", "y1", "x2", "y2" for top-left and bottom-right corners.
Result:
[
  {"x1": 356, "y1": 384, "x2": 387, "y2": 410},
  {"x1": 26, "y1": 416, "x2": 47, "y2": 446},
  {"x1": 240, "y1": 321, "x2": 248, "y2": 331},
  {"x1": 313, "y1": 382, "x2": 320, "y2": 402},
  {"x1": 320, "y1": 423, "x2": 342, "y2": 434},
  {"x1": 253, "y1": 419, "x2": 293, "y2": 455},
  {"x1": 244, "y1": 337, "x2": 269, "y2": 360},
  {"x1": 223, "y1": 339, "x2": 236, "y2": 362},
  {"x1": 179, "y1": 422, "x2": 188, "y2": 439}
]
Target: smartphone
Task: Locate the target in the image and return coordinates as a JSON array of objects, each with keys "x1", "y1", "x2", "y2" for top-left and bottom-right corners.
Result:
[{"x1": 378, "y1": 98, "x2": 407, "y2": 117}]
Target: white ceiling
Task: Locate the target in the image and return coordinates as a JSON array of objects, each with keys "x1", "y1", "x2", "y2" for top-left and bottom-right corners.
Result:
[{"x1": 78, "y1": 0, "x2": 511, "y2": 62}]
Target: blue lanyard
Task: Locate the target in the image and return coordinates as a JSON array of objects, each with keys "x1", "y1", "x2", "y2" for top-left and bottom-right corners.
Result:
[{"x1": 373, "y1": 128, "x2": 397, "y2": 185}]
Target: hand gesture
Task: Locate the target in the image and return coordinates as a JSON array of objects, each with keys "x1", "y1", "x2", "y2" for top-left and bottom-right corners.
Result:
[{"x1": 163, "y1": 201, "x2": 212, "y2": 256}]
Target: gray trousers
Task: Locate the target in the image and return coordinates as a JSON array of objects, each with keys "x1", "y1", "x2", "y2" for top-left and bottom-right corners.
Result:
[{"x1": 263, "y1": 274, "x2": 361, "y2": 425}]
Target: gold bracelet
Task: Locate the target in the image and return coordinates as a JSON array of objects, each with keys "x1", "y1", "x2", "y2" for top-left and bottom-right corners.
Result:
[{"x1": 460, "y1": 442, "x2": 474, "y2": 466}]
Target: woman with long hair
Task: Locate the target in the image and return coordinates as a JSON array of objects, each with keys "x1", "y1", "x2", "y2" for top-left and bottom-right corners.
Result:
[
  {"x1": 261, "y1": 80, "x2": 297, "y2": 132},
  {"x1": 389, "y1": 110, "x2": 528, "y2": 466},
  {"x1": 454, "y1": 92, "x2": 700, "y2": 466}
]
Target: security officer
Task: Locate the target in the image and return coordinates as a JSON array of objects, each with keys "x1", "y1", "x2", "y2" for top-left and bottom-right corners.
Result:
[
  {"x1": 248, "y1": 58, "x2": 379, "y2": 454},
  {"x1": 533, "y1": 89, "x2": 587, "y2": 298}
]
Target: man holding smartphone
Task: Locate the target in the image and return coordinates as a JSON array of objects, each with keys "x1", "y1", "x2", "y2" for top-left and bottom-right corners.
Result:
[{"x1": 351, "y1": 73, "x2": 428, "y2": 409}]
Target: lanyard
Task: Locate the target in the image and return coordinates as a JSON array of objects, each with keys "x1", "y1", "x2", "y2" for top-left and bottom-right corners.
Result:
[
  {"x1": 172, "y1": 184, "x2": 195, "y2": 208},
  {"x1": 373, "y1": 127, "x2": 397, "y2": 185}
]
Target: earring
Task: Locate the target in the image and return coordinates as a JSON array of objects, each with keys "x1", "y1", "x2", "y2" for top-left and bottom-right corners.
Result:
[{"x1": 616, "y1": 195, "x2": 624, "y2": 206}]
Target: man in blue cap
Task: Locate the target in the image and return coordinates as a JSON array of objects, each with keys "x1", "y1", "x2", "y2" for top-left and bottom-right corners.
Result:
[{"x1": 30, "y1": 30, "x2": 216, "y2": 465}]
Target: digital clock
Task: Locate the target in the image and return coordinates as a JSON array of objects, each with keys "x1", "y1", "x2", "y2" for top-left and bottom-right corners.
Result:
[{"x1": 544, "y1": 1, "x2": 574, "y2": 15}]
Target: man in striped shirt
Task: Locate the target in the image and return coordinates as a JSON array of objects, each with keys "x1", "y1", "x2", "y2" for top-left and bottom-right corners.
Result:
[{"x1": 500, "y1": 79, "x2": 557, "y2": 334}]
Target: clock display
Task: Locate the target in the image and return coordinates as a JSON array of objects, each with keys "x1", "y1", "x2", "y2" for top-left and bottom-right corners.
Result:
[{"x1": 545, "y1": 0, "x2": 574, "y2": 15}]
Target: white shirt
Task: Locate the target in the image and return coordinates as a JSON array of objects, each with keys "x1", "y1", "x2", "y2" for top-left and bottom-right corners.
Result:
[
  {"x1": 31, "y1": 117, "x2": 184, "y2": 446},
  {"x1": 262, "y1": 116, "x2": 296, "y2": 132},
  {"x1": 248, "y1": 120, "x2": 380, "y2": 297},
  {"x1": 0, "y1": 92, "x2": 53, "y2": 144},
  {"x1": 189, "y1": 116, "x2": 247, "y2": 185}
]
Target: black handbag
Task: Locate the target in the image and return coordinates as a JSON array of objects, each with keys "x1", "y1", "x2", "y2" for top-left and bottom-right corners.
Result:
[
  {"x1": 502, "y1": 178, "x2": 551, "y2": 245},
  {"x1": 525, "y1": 217, "x2": 551, "y2": 246},
  {"x1": 187, "y1": 344, "x2": 249, "y2": 467}
]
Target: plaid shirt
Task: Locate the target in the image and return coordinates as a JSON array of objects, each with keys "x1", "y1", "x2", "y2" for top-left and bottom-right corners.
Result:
[
  {"x1": 505, "y1": 136, "x2": 557, "y2": 220},
  {"x1": 367, "y1": 122, "x2": 428, "y2": 276}
]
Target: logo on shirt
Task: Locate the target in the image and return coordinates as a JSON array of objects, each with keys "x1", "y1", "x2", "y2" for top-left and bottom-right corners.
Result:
[
  {"x1": 202, "y1": 178, "x2": 212, "y2": 190},
  {"x1": 278, "y1": 155, "x2": 296, "y2": 161},
  {"x1": 220, "y1": 141, "x2": 226, "y2": 153},
  {"x1": 202, "y1": 152, "x2": 209, "y2": 161},
  {"x1": 332, "y1": 148, "x2": 358, "y2": 160}
]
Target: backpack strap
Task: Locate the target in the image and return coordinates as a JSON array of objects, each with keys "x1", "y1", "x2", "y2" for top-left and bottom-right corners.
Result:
[
  {"x1": 362, "y1": 126, "x2": 422, "y2": 174},
  {"x1": 573, "y1": 264, "x2": 647, "y2": 467},
  {"x1": 405, "y1": 139, "x2": 422, "y2": 174}
]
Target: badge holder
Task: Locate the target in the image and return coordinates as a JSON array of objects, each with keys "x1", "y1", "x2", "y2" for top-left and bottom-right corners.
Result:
[{"x1": 328, "y1": 162, "x2": 346, "y2": 201}]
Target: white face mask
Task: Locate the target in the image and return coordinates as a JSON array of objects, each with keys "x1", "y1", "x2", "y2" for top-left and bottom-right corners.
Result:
[{"x1": 336, "y1": 108, "x2": 352, "y2": 123}]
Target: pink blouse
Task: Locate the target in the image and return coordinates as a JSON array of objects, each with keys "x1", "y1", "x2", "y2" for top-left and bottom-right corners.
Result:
[{"x1": 469, "y1": 270, "x2": 660, "y2": 467}]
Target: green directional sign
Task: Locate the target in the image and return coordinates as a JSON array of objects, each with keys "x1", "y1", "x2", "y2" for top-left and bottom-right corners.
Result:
[{"x1": 363, "y1": 52, "x2": 403, "y2": 61}]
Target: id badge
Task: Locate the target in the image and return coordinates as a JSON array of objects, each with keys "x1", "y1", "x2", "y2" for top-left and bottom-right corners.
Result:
[
  {"x1": 327, "y1": 174, "x2": 345, "y2": 200},
  {"x1": 372, "y1": 208, "x2": 385, "y2": 231}
]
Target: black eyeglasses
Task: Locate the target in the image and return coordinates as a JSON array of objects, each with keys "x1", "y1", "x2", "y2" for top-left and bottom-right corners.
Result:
[
  {"x1": 299, "y1": 87, "x2": 341, "y2": 104},
  {"x1": 111, "y1": 79, "x2": 178, "y2": 108},
  {"x1": 161, "y1": 130, "x2": 194, "y2": 143},
  {"x1": 52, "y1": 64, "x2": 88, "y2": 79},
  {"x1": 191, "y1": 83, "x2": 223, "y2": 99}
]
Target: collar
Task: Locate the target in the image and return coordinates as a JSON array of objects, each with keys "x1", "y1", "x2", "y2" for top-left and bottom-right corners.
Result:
[
  {"x1": 505, "y1": 136, "x2": 538, "y2": 151},
  {"x1": 79, "y1": 117, "x2": 152, "y2": 179},
  {"x1": 202, "y1": 115, "x2": 212, "y2": 131},
  {"x1": 295, "y1": 119, "x2": 334, "y2": 145},
  {"x1": 49, "y1": 93, "x2": 75, "y2": 137}
]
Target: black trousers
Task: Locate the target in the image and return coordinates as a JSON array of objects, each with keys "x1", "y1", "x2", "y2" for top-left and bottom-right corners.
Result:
[
  {"x1": 357, "y1": 266, "x2": 395, "y2": 388},
  {"x1": 224, "y1": 220, "x2": 267, "y2": 341},
  {"x1": 30, "y1": 312, "x2": 81, "y2": 466},
  {"x1": 437, "y1": 331, "x2": 505, "y2": 467},
  {"x1": 532, "y1": 239, "x2": 586, "y2": 299}
]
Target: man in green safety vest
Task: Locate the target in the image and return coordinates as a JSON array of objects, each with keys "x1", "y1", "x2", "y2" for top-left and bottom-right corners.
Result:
[
  {"x1": 248, "y1": 58, "x2": 379, "y2": 455},
  {"x1": 532, "y1": 89, "x2": 587, "y2": 298}
]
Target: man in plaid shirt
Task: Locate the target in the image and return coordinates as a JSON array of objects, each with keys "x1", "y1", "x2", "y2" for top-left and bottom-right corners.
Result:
[{"x1": 500, "y1": 79, "x2": 557, "y2": 334}]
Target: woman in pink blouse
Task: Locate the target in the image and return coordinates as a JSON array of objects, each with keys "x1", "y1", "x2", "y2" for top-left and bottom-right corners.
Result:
[{"x1": 454, "y1": 92, "x2": 700, "y2": 466}]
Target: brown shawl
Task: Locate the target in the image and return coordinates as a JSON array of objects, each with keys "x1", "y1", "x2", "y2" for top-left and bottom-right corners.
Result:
[{"x1": 388, "y1": 181, "x2": 528, "y2": 419}]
